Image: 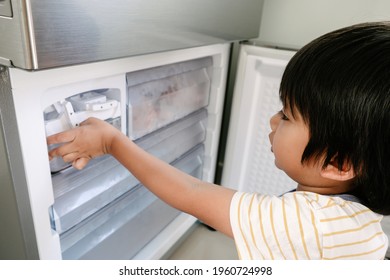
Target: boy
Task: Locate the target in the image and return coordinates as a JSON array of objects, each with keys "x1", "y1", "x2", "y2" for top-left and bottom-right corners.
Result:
[{"x1": 48, "y1": 22, "x2": 389, "y2": 259}]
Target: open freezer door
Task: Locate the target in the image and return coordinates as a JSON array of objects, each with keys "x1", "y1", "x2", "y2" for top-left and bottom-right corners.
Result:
[{"x1": 221, "y1": 44, "x2": 296, "y2": 196}]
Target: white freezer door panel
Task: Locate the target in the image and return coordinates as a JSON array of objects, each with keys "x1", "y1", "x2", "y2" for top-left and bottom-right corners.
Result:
[
  {"x1": 222, "y1": 45, "x2": 296, "y2": 195},
  {"x1": 222, "y1": 44, "x2": 390, "y2": 257}
]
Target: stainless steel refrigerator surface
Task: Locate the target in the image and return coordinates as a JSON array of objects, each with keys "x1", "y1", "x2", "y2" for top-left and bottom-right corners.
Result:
[{"x1": 0, "y1": 0, "x2": 263, "y2": 69}]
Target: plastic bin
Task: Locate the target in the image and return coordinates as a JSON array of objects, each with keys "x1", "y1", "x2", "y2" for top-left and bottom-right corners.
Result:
[
  {"x1": 127, "y1": 57, "x2": 212, "y2": 139},
  {"x1": 51, "y1": 109, "x2": 207, "y2": 235},
  {"x1": 61, "y1": 145, "x2": 205, "y2": 259}
]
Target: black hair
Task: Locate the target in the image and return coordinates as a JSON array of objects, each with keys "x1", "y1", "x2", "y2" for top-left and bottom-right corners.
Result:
[{"x1": 280, "y1": 22, "x2": 390, "y2": 215}]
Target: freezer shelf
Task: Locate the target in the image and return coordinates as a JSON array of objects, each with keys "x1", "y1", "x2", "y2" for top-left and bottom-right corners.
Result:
[
  {"x1": 127, "y1": 57, "x2": 212, "y2": 139},
  {"x1": 51, "y1": 109, "x2": 207, "y2": 235},
  {"x1": 61, "y1": 144, "x2": 205, "y2": 260}
]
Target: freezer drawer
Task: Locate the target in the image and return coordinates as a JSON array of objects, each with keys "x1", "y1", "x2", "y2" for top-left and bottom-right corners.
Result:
[
  {"x1": 51, "y1": 109, "x2": 207, "y2": 235},
  {"x1": 60, "y1": 144, "x2": 205, "y2": 259},
  {"x1": 127, "y1": 57, "x2": 212, "y2": 139},
  {"x1": 136, "y1": 108, "x2": 207, "y2": 162},
  {"x1": 51, "y1": 156, "x2": 134, "y2": 234}
]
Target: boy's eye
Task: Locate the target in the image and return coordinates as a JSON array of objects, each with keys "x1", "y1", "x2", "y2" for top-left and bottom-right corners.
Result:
[{"x1": 279, "y1": 110, "x2": 289, "y2": 121}]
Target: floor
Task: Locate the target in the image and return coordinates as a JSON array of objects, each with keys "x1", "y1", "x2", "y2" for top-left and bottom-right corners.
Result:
[
  {"x1": 164, "y1": 221, "x2": 238, "y2": 260},
  {"x1": 381, "y1": 216, "x2": 390, "y2": 258}
]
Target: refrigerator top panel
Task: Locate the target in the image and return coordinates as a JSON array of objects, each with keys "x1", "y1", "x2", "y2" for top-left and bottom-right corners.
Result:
[{"x1": 0, "y1": 0, "x2": 263, "y2": 70}]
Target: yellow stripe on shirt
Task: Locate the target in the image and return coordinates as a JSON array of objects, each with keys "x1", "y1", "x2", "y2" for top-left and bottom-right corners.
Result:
[
  {"x1": 237, "y1": 193, "x2": 253, "y2": 259},
  {"x1": 270, "y1": 201, "x2": 287, "y2": 259},
  {"x1": 258, "y1": 196, "x2": 274, "y2": 259},
  {"x1": 282, "y1": 196, "x2": 298, "y2": 259},
  {"x1": 248, "y1": 194, "x2": 265, "y2": 259},
  {"x1": 323, "y1": 232, "x2": 385, "y2": 249},
  {"x1": 294, "y1": 193, "x2": 311, "y2": 259},
  {"x1": 323, "y1": 219, "x2": 382, "y2": 236},
  {"x1": 302, "y1": 192, "x2": 322, "y2": 258},
  {"x1": 320, "y1": 209, "x2": 371, "y2": 222},
  {"x1": 323, "y1": 244, "x2": 386, "y2": 260}
]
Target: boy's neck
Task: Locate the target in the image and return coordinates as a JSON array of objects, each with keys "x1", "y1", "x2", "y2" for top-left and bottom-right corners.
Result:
[{"x1": 296, "y1": 182, "x2": 354, "y2": 195}]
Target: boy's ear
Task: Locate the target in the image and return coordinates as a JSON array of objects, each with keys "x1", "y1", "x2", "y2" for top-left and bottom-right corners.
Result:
[{"x1": 320, "y1": 160, "x2": 356, "y2": 181}]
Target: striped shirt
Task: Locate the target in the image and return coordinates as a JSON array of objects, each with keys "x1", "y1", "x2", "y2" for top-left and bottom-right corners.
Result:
[{"x1": 230, "y1": 191, "x2": 388, "y2": 259}]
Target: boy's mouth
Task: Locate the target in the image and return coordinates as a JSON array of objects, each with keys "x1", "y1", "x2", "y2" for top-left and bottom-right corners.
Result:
[{"x1": 268, "y1": 132, "x2": 274, "y2": 152}]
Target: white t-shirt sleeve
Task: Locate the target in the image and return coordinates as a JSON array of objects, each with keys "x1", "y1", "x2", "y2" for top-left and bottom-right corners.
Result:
[
  {"x1": 230, "y1": 191, "x2": 388, "y2": 260},
  {"x1": 230, "y1": 191, "x2": 322, "y2": 260}
]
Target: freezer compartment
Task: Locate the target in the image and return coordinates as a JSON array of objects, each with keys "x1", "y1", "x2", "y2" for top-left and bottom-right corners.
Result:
[
  {"x1": 60, "y1": 144, "x2": 205, "y2": 259},
  {"x1": 45, "y1": 88, "x2": 122, "y2": 172},
  {"x1": 51, "y1": 109, "x2": 207, "y2": 235},
  {"x1": 127, "y1": 57, "x2": 212, "y2": 139}
]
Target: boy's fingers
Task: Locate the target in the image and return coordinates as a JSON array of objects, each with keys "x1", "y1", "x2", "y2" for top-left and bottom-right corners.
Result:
[
  {"x1": 47, "y1": 130, "x2": 76, "y2": 146},
  {"x1": 72, "y1": 157, "x2": 90, "y2": 170},
  {"x1": 62, "y1": 152, "x2": 81, "y2": 163},
  {"x1": 48, "y1": 141, "x2": 76, "y2": 159},
  {"x1": 79, "y1": 117, "x2": 94, "y2": 126}
]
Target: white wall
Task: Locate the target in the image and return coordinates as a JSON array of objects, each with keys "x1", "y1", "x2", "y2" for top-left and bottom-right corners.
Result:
[{"x1": 256, "y1": 0, "x2": 390, "y2": 50}]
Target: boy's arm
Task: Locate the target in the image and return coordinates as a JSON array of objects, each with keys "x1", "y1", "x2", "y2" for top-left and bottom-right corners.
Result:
[
  {"x1": 47, "y1": 117, "x2": 235, "y2": 237},
  {"x1": 112, "y1": 135, "x2": 235, "y2": 237}
]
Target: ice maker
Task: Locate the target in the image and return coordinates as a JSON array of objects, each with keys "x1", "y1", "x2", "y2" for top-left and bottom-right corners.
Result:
[{"x1": 45, "y1": 89, "x2": 122, "y2": 172}]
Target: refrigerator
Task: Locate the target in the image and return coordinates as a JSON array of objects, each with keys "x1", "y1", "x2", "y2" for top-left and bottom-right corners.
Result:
[{"x1": 1, "y1": 0, "x2": 389, "y2": 260}]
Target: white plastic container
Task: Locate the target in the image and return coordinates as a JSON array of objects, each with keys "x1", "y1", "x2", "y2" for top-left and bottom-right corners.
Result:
[
  {"x1": 61, "y1": 144, "x2": 205, "y2": 259},
  {"x1": 50, "y1": 109, "x2": 207, "y2": 236},
  {"x1": 127, "y1": 57, "x2": 212, "y2": 139}
]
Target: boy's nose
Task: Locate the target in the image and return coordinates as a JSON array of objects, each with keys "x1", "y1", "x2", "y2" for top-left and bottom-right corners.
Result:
[{"x1": 270, "y1": 112, "x2": 280, "y2": 131}]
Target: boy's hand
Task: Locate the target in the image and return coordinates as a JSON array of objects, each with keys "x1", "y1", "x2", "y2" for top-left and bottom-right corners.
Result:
[{"x1": 47, "y1": 117, "x2": 120, "y2": 170}]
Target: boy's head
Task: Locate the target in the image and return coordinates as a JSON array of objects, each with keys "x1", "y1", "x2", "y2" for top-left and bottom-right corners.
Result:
[{"x1": 279, "y1": 22, "x2": 390, "y2": 215}]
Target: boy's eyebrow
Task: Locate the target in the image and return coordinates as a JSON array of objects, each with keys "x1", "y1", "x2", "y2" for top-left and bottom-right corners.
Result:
[
  {"x1": 281, "y1": 108, "x2": 290, "y2": 118},
  {"x1": 282, "y1": 107, "x2": 301, "y2": 121}
]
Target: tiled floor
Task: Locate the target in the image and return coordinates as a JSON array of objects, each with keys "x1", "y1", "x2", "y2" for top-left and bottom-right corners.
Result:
[{"x1": 165, "y1": 221, "x2": 238, "y2": 260}]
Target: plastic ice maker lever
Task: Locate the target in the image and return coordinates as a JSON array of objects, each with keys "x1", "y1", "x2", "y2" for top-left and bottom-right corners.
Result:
[{"x1": 65, "y1": 92, "x2": 120, "y2": 127}]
